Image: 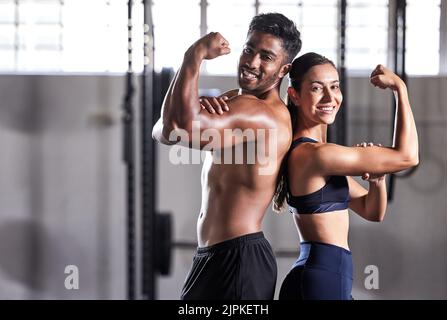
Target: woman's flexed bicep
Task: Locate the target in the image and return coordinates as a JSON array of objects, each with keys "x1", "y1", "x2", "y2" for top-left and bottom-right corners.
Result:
[
  {"x1": 313, "y1": 143, "x2": 416, "y2": 177},
  {"x1": 370, "y1": 65, "x2": 419, "y2": 164}
]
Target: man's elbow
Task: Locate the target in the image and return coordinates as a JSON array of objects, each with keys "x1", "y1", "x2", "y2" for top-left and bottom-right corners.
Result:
[
  {"x1": 152, "y1": 120, "x2": 163, "y2": 143},
  {"x1": 152, "y1": 122, "x2": 174, "y2": 145},
  {"x1": 151, "y1": 127, "x2": 160, "y2": 142}
]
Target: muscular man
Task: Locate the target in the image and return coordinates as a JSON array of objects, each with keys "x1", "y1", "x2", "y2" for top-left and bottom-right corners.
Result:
[{"x1": 152, "y1": 13, "x2": 301, "y2": 300}]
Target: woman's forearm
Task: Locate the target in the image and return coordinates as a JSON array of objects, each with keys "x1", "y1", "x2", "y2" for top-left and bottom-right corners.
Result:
[
  {"x1": 364, "y1": 180, "x2": 387, "y2": 222},
  {"x1": 393, "y1": 81, "x2": 419, "y2": 165}
]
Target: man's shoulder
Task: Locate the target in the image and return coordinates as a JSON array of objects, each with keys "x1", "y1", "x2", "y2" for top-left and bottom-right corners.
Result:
[
  {"x1": 229, "y1": 94, "x2": 287, "y2": 112},
  {"x1": 228, "y1": 94, "x2": 292, "y2": 149},
  {"x1": 227, "y1": 93, "x2": 290, "y2": 129},
  {"x1": 228, "y1": 93, "x2": 263, "y2": 104},
  {"x1": 270, "y1": 100, "x2": 292, "y2": 126},
  {"x1": 226, "y1": 94, "x2": 271, "y2": 114}
]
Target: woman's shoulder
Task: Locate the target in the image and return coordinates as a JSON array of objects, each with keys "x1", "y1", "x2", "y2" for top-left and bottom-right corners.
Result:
[
  {"x1": 289, "y1": 140, "x2": 346, "y2": 169},
  {"x1": 289, "y1": 138, "x2": 321, "y2": 163}
]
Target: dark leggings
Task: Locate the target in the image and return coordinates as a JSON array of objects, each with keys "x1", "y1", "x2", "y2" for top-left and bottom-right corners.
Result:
[{"x1": 279, "y1": 241, "x2": 353, "y2": 300}]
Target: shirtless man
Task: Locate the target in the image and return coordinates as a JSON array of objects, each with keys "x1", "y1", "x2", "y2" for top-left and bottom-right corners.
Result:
[{"x1": 152, "y1": 13, "x2": 301, "y2": 300}]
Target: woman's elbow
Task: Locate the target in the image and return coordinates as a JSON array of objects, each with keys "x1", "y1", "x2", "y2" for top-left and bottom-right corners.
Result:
[
  {"x1": 403, "y1": 154, "x2": 419, "y2": 169},
  {"x1": 399, "y1": 152, "x2": 419, "y2": 169},
  {"x1": 410, "y1": 154, "x2": 419, "y2": 167},
  {"x1": 369, "y1": 214, "x2": 385, "y2": 223},
  {"x1": 366, "y1": 210, "x2": 386, "y2": 222}
]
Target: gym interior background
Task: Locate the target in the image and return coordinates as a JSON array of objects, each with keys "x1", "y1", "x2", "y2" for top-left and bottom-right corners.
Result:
[{"x1": 1, "y1": 0, "x2": 446, "y2": 299}]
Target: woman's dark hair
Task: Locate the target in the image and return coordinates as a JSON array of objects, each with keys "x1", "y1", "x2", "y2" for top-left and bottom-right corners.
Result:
[
  {"x1": 273, "y1": 52, "x2": 336, "y2": 213},
  {"x1": 248, "y1": 13, "x2": 302, "y2": 63}
]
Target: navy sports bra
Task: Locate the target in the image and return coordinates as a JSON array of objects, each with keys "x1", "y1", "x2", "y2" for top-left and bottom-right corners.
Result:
[{"x1": 287, "y1": 137, "x2": 350, "y2": 214}]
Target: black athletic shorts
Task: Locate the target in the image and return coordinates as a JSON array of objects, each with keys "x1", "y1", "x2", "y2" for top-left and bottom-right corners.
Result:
[{"x1": 181, "y1": 231, "x2": 277, "y2": 300}]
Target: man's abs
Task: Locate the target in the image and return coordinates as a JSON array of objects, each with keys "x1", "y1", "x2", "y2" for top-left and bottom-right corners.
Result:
[{"x1": 197, "y1": 155, "x2": 277, "y2": 247}]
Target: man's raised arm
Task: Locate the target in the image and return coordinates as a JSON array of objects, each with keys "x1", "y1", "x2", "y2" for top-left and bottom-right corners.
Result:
[
  {"x1": 152, "y1": 32, "x2": 230, "y2": 146},
  {"x1": 152, "y1": 32, "x2": 277, "y2": 150}
]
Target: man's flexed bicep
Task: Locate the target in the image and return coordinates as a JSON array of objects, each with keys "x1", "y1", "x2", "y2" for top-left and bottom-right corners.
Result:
[
  {"x1": 167, "y1": 95, "x2": 279, "y2": 150},
  {"x1": 152, "y1": 32, "x2": 231, "y2": 145}
]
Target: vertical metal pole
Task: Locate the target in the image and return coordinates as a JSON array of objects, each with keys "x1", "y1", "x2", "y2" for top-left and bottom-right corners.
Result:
[
  {"x1": 200, "y1": 0, "x2": 207, "y2": 37},
  {"x1": 388, "y1": 0, "x2": 407, "y2": 201},
  {"x1": 339, "y1": 0, "x2": 347, "y2": 146},
  {"x1": 123, "y1": 0, "x2": 136, "y2": 300},
  {"x1": 142, "y1": 0, "x2": 156, "y2": 300},
  {"x1": 440, "y1": 0, "x2": 447, "y2": 74},
  {"x1": 331, "y1": 0, "x2": 347, "y2": 145},
  {"x1": 394, "y1": 0, "x2": 406, "y2": 81},
  {"x1": 255, "y1": 0, "x2": 260, "y2": 15},
  {"x1": 14, "y1": 0, "x2": 19, "y2": 70}
]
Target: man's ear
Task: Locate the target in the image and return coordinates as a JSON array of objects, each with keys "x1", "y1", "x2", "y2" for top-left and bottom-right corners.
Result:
[{"x1": 279, "y1": 63, "x2": 291, "y2": 79}]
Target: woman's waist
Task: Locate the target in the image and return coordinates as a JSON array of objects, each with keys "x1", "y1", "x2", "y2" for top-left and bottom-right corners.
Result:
[
  {"x1": 294, "y1": 241, "x2": 353, "y2": 278},
  {"x1": 294, "y1": 210, "x2": 349, "y2": 249}
]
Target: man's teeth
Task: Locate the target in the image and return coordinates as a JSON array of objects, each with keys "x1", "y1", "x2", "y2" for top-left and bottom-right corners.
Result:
[{"x1": 243, "y1": 70, "x2": 257, "y2": 79}]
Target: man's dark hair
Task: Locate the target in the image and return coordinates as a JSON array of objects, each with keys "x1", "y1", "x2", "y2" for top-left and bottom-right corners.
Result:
[{"x1": 248, "y1": 13, "x2": 302, "y2": 64}]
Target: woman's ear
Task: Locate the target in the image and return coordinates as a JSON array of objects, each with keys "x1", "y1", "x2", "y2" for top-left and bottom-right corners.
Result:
[{"x1": 287, "y1": 86, "x2": 300, "y2": 105}]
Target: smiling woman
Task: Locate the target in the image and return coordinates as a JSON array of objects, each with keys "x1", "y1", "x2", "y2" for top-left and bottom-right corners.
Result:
[{"x1": 275, "y1": 52, "x2": 419, "y2": 300}]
